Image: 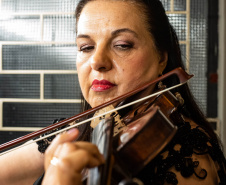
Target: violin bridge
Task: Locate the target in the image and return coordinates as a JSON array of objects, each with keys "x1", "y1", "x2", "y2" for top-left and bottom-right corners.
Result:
[{"x1": 90, "y1": 105, "x2": 126, "y2": 136}]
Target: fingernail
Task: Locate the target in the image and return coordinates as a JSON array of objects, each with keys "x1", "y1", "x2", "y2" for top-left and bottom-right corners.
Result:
[{"x1": 67, "y1": 128, "x2": 79, "y2": 135}]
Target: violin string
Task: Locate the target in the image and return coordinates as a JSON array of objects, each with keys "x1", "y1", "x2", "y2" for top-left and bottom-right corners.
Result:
[{"x1": 0, "y1": 82, "x2": 186, "y2": 156}]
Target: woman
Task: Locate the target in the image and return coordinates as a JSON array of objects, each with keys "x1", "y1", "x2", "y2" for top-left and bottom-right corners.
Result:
[
  {"x1": 1, "y1": 0, "x2": 225, "y2": 184},
  {"x1": 36, "y1": 0, "x2": 226, "y2": 184}
]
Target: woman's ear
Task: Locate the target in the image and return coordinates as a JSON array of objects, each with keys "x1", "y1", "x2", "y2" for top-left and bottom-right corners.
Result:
[{"x1": 158, "y1": 52, "x2": 168, "y2": 75}]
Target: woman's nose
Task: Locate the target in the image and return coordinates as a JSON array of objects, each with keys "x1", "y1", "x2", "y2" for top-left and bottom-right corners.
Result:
[{"x1": 90, "y1": 46, "x2": 112, "y2": 72}]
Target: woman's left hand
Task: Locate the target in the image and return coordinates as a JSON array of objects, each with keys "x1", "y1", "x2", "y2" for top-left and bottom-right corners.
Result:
[{"x1": 42, "y1": 128, "x2": 105, "y2": 185}]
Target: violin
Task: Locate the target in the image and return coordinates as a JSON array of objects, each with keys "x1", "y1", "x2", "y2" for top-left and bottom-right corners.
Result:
[
  {"x1": 0, "y1": 67, "x2": 193, "y2": 185},
  {"x1": 88, "y1": 86, "x2": 188, "y2": 185}
]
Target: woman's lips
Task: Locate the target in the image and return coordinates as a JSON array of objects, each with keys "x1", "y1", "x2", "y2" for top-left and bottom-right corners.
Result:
[{"x1": 91, "y1": 79, "x2": 116, "y2": 92}]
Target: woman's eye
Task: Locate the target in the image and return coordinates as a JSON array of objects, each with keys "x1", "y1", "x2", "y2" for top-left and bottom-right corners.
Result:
[
  {"x1": 115, "y1": 44, "x2": 133, "y2": 50},
  {"x1": 79, "y1": 45, "x2": 94, "y2": 52}
]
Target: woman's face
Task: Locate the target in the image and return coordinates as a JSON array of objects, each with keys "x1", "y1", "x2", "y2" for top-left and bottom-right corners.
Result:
[{"x1": 76, "y1": 1, "x2": 167, "y2": 108}]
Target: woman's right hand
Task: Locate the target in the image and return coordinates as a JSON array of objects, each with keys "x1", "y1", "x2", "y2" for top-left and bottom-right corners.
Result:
[{"x1": 42, "y1": 128, "x2": 105, "y2": 185}]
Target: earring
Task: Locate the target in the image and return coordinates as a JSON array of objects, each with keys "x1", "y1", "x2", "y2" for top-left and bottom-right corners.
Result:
[
  {"x1": 158, "y1": 81, "x2": 165, "y2": 89},
  {"x1": 158, "y1": 72, "x2": 165, "y2": 89}
]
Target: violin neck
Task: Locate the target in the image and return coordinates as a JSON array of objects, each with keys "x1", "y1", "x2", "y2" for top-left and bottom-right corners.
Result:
[{"x1": 87, "y1": 117, "x2": 115, "y2": 185}]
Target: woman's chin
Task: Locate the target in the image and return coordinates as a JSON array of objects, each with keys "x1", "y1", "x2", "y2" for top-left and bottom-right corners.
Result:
[{"x1": 89, "y1": 95, "x2": 118, "y2": 108}]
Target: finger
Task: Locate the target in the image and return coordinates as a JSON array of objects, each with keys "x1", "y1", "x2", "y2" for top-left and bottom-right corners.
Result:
[
  {"x1": 58, "y1": 149, "x2": 105, "y2": 173},
  {"x1": 45, "y1": 128, "x2": 79, "y2": 168},
  {"x1": 53, "y1": 142, "x2": 78, "y2": 160},
  {"x1": 52, "y1": 142, "x2": 105, "y2": 167},
  {"x1": 72, "y1": 142, "x2": 105, "y2": 163},
  {"x1": 53, "y1": 141, "x2": 105, "y2": 164},
  {"x1": 47, "y1": 128, "x2": 79, "y2": 154}
]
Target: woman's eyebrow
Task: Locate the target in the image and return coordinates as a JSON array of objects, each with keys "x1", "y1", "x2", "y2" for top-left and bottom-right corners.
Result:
[
  {"x1": 76, "y1": 34, "x2": 90, "y2": 39},
  {"x1": 76, "y1": 28, "x2": 138, "y2": 39},
  {"x1": 111, "y1": 28, "x2": 138, "y2": 38}
]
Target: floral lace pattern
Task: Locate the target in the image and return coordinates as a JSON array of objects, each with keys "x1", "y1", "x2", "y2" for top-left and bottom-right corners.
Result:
[
  {"x1": 137, "y1": 120, "x2": 226, "y2": 185},
  {"x1": 34, "y1": 118, "x2": 66, "y2": 153}
]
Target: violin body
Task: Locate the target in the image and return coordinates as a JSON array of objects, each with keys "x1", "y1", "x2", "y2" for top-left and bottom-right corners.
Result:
[
  {"x1": 90, "y1": 89, "x2": 185, "y2": 184},
  {"x1": 115, "y1": 105, "x2": 177, "y2": 176},
  {"x1": 114, "y1": 90, "x2": 183, "y2": 177}
]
